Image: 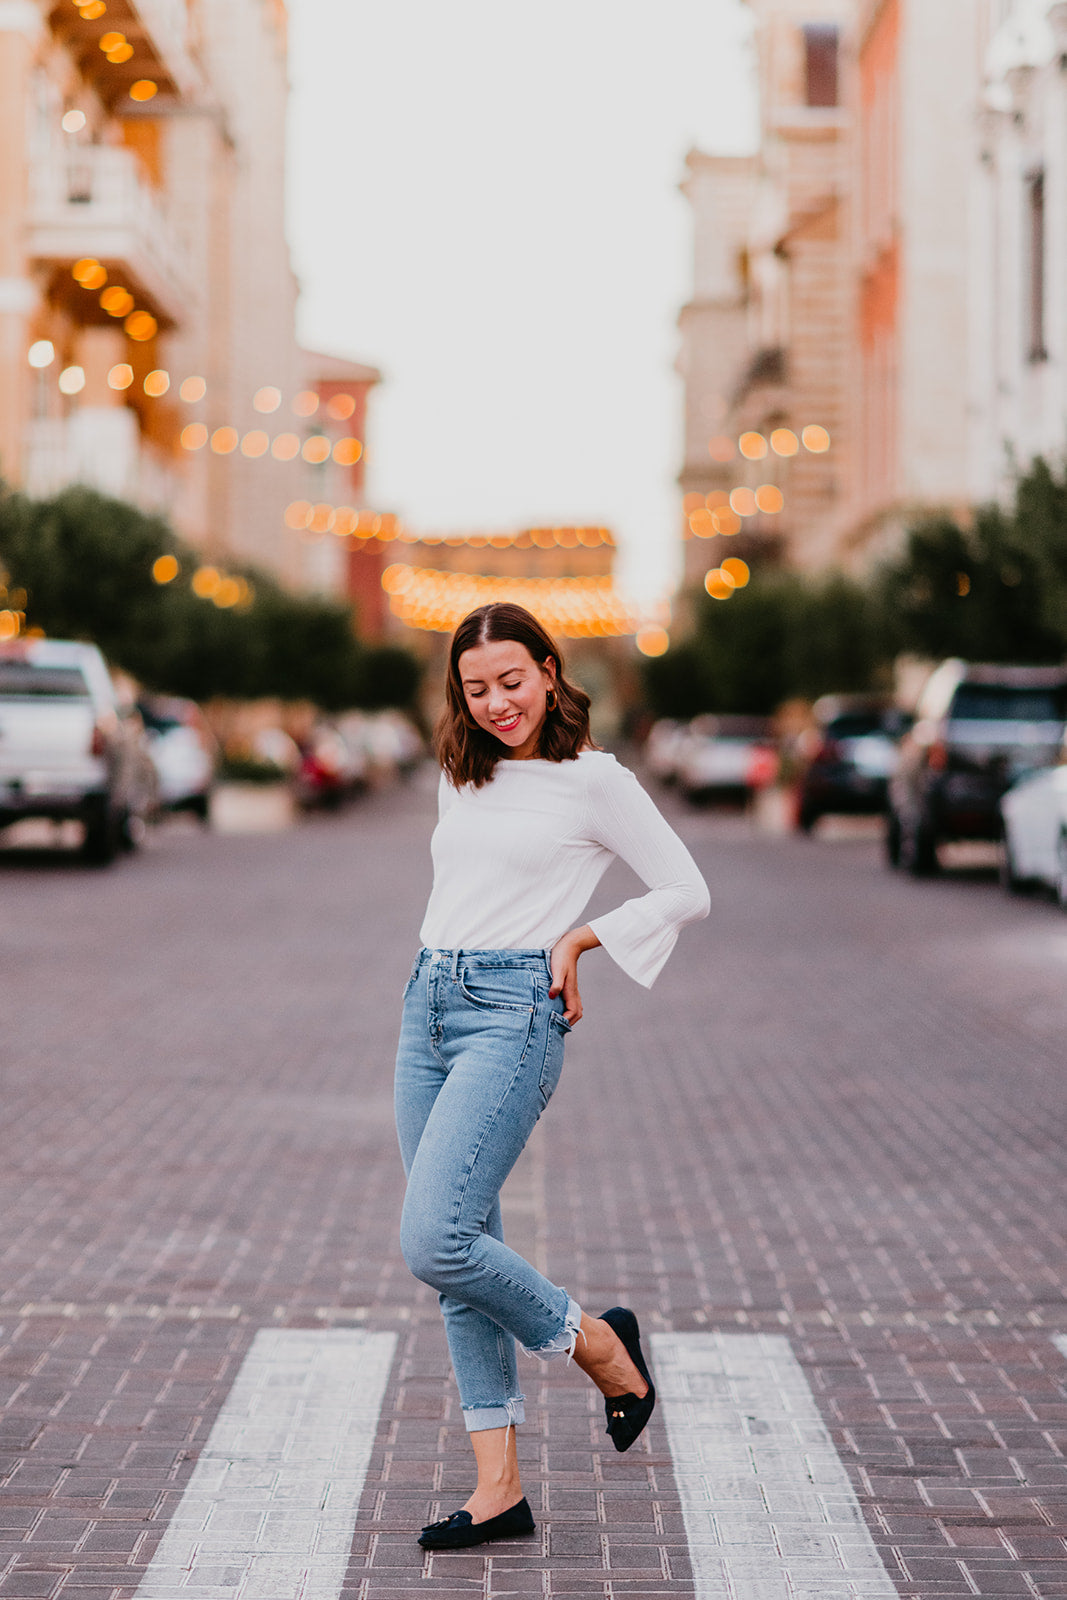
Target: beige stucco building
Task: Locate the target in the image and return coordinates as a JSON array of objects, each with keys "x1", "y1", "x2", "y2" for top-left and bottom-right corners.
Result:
[
  {"x1": 678, "y1": 0, "x2": 852, "y2": 590},
  {"x1": 0, "y1": 0, "x2": 372, "y2": 595},
  {"x1": 970, "y1": 0, "x2": 1067, "y2": 503}
]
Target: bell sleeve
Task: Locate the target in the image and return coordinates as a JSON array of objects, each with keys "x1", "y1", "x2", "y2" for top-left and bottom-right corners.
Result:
[{"x1": 584, "y1": 758, "x2": 710, "y2": 988}]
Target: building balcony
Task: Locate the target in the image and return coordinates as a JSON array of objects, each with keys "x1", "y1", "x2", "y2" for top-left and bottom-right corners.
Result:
[
  {"x1": 29, "y1": 145, "x2": 196, "y2": 328},
  {"x1": 49, "y1": 0, "x2": 202, "y2": 107},
  {"x1": 23, "y1": 411, "x2": 182, "y2": 514}
]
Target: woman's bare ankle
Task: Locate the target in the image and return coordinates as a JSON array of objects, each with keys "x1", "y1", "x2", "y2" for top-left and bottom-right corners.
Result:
[{"x1": 572, "y1": 1313, "x2": 648, "y2": 1399}]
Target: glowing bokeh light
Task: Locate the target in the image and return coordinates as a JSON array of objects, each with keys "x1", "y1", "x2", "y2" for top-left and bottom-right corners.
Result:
[
  {"x1": 284, "y1": 501, "x2": 312, "y2": 530},
  {"x1": 739, "y1": 431, "x2": 768, "y2": 460},
  {"x1": 714, "y1": 507, "x2": 742, "y2": 536},
  {"x1": 152, "y1": 554, "x2": 179, "y2": 584},
  {"x1": 240, "y1": 430, "x2": 269, "y2": 458},
  {"x1": 129, "y1": 80, "x2": 158, "y2": 102},
  {"x1": 729, "y1": 487, "x2": 758, "y2": 517},
  {"x1": 708, "y1": 436, "x2": 735, "y2": 462},
  {"x1": 705, "y1": 568, "x2": 736, "y2": 600},
  {"x1": 179, "y1": 375, "x2": 206, "y2": 403},
  {"x1": 755, "y1": 484, "x2": 784, "y2": 514},
  {"x1": 180, "y1": 422, "x2": 208, "y2": 450},
  {"x1": 100, "y1": 286, "x2": 134, "y2": 317},
  {"x1": 332, "y1": 437, "x2": 363, "y2": 466},
  {"x1": 107, "y1": 362, "x2": 134, "y2": 389},
  {"x1": 720, "y1": 557, "x2": 750, "y2": 588},
  {"x1": 301, "y1": 435, "x2": 331, "y2": 464},
  {"x1": 253, "y1": 386, "x2": 281, "y2": 413},
  {"x1": 292, "y1": 390, "x2": 319, "y2": 417},
  {"x1": 326, "y1": 394, "x2": 356, "y2": 420},
  {"x1": 770, "y1": 428, "x2": 799, "y2": 456},
  {"x1": 682, "y1": 492, "x2": 704, "y2": 515},
  {"x1": 271, "y1": 433, "x2": 300, "y2": 461},
  {"x1": 191, "y1": 566, "x2": 221, "y2": 599},
  {"x1": 802, "y1": 425, "x2": 831, "y2": 452},
  {"x1": 58, "y1": 365, "x2": 85, "y2": 395},
  {"x1": 143, "y1": 369, "x2": 169, "y2": 397},
  {"x1": 635, "y1": 628, "x2": 670, "y2": 657},
  {"x1": 210, "y1": 426, "x2": 238, "y2": 454},
  {"x1": 125, "y1": 310, "x2": 157, "y2": 341},
  {"x1": 61, "y1": 109, "x2": 87, "y2": 132},
  {"x1": 72, "y1": 257, "x2": 105, "y2": 287},
  {"x1": 28, "y1": 341, "x2": 55, "y2": 369},
  {"x1": 689, "y1": 508, "x2": 717, "y2": 538}
]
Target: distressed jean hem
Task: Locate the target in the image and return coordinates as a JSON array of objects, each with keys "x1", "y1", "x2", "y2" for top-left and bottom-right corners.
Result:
[
  {"x1": 463, "y1": 1396, "x2": 526, "y2": 1433},
  {"x1": 520, "y1": 1295, "x2": 583, "y2": 1360}
]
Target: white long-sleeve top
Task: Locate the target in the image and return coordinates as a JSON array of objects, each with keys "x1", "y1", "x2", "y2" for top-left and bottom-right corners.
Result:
[{"x1": 419, "y1": 751, "x2": 710, "y2": 988}]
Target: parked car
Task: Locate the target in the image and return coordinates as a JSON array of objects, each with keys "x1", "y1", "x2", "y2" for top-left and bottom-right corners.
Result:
[
  {"x1": 1000, "y1": 735, "x2": 1067, "y2": 905},
  {"x1": 887, "y1": 659, "x2": 1067, "y2": 875},
  {"x1": 795, "y1": 697, "x2": 911, "y2": 832},
  {"x1": 645, "y1": 719, "x2": 688, "y2": 785},
  {"x1": 675, "y1": 715, "x2": 778, "y2": 805},
  {"x1": 139, "y1": 695, "x2": 216, "y2": 821},
  {"x1": 0, "y1": 637, "x2": 157, "y2": 863}
]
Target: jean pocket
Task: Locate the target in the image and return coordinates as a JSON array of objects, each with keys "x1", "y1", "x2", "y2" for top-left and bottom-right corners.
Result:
[
  {"x1": 457, "y1": 970, "x2": 534, "y2": 1014},
  {"x1": 539, "y1": 1011, "x2": 570, "y2": 1109}
]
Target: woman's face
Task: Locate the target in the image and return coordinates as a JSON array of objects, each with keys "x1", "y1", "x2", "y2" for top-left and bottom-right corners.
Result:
[{"x1": 457, "y1": 639, "x2": 555, "y2": 760}]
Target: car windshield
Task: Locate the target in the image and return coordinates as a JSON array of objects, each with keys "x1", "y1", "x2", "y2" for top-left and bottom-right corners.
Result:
[
  {"x1": 951, "y1": 686, "x2": 1067, "y2": 722},
  {"x1": 0, "y1": 662, "x2": 90, "y2": 697},
  {"x1": 826, "y1": 713, "x2": 886, "y2": 738}
]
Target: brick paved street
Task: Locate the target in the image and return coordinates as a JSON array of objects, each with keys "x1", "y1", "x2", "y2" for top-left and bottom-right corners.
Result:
[{"x1": 1, "y1": 766, "x2": 1066, "y2": 1600}]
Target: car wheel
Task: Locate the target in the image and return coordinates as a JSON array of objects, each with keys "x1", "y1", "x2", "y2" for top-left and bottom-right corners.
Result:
[
  {"x1": 999, "y1": 826, "x2": 1024, "y2": 893},
  {"x1": 885, "y1": 810, "x2": 902, "y2": 869},
  {"x1": 1056, "y1": 831, "x2": 1067, "y2": 910},
  {"x1": 82, "y1": 806, "x2": 119, "y2": 866},
  {"x1": 121, "y1": 808, "x2": 148, "y2": 852},
  {"x1": 797, "y1": 801, "x2": 819, "y2": 834},
  {"x1": 901, "y1": 812, "x2": 939, "y2": 877}
]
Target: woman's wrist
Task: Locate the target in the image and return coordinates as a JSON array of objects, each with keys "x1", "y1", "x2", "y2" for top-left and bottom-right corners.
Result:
[{"x1": 562, "y1": 924, "x2": 601, "y2": 955}]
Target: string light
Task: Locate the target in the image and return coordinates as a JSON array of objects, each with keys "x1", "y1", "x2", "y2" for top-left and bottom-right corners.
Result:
[
  {"x1": 278, "y1": 501, "x2": 614, "y2": 550},
  {"x1": 380, "y1": 564, "x2": 640, "y2": 639}
]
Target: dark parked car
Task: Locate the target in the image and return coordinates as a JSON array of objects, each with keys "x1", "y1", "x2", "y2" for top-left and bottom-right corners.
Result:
[
  {"x1": 886, "y1": 659, "x2": 1067, "y2": 875},
  {"x1": 795, "y1": 697, "x2": 911, "y2": 832}
]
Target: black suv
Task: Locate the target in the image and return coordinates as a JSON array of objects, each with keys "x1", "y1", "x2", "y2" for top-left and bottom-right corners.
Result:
[{"x1": 887, "y1": 660, "x2": 1067, "y2": 875}]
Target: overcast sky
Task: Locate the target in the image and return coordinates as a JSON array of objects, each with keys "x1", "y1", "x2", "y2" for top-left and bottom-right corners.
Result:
[{"x1": 286, "y1": 1, "x2": 758, "y2": 603}]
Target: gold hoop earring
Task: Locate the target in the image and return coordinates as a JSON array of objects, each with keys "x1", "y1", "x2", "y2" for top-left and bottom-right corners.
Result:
[{"x1": 546, "y1": 687, "x2": 557, "y2": 712}]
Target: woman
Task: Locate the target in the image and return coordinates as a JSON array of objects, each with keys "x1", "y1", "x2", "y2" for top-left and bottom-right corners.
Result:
[{"x1": 395, "y1": 602, "x2": 709, "y2": 1552}]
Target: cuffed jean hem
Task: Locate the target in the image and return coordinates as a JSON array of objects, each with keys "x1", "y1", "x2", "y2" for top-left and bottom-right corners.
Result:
[
  {"x1": 520, "y1": 1295, "x2": 583, "y2": 1361},
  {"x1": 463, "y1": 1396, "x2": 526, "y2": 1433}
]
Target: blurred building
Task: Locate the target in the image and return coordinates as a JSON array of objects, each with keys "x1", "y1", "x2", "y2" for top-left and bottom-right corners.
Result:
[
  {"x1": 844, "y1": 0, "x2": 985, "y2": 562},
  {"x1": 678, "y1": 0, "x2": 852, "y2": 591},
  {"x1": 0, "y1": 0, "x2": 375, "y2": 595},
  {"x1": 970, "y1": 0, "x2": 1067, "y2": 502}
]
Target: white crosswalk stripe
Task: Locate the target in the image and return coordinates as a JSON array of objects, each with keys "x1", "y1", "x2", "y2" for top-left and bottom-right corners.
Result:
[
  {"x1": 652, "y1": 1331, "x2": 899, "y2": 1599},
  {"x1": 134, "y1": 1328, "x2": 396, "y2": 1600}
]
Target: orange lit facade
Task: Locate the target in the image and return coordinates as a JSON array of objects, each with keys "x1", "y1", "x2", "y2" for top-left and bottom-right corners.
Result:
[
  {"x1": 0, "y1": 0, "x2": 376, "y2": 595},
  {"x1": 843, "y1": 0, "x2": 983, "y2": 560},
  {"x1": 678, "y1": 0, "x2": 853, "y2": 587}
]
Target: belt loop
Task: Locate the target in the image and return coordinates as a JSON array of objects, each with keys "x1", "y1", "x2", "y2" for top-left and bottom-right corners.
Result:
[{"x1": 450, "y1": 948, "x2": 461, "y2": 980}]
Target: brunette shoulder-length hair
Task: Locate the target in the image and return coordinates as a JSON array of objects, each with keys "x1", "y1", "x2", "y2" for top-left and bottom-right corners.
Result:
[{"x1": 435, "y1": 603, "x2": 595, "y2": 788}]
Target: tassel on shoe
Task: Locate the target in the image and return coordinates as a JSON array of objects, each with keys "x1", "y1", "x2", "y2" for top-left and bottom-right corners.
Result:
[{"x1": 418, "y1": 1497, "x2": 535, "y2": 1550}]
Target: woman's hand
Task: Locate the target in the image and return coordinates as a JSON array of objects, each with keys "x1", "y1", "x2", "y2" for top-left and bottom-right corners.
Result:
[{"x1": 548, "y1": 925, "x2": 601, "y2": 1025}]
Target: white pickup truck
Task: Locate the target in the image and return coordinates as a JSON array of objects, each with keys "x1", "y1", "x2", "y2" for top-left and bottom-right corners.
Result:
[{"x1": 0, "y1": 638, "x2": 156, "y2": 863}]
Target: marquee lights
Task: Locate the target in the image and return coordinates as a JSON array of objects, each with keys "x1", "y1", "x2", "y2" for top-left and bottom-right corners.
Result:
[
  {"x1": 381, "y1": 564, "x2": 640, "y2": 639},
  {"x1": 707, "y1": 425, "x2": 831, "y2": 462},
  {"x1": 278, "y1": 501, "x2": 615, "y2": 550}
]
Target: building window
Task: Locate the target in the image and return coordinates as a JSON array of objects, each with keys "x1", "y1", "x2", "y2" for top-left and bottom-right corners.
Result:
[
  {"x1": 803, "y1": 24, "x2": 839, "y2": 108},
  {"x1": 1027, "y1": 169, "x2": 1047, "y2": 362}
]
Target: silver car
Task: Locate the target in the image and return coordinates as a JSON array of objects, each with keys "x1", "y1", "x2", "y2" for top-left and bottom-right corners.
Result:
[{"x1": 0, "y1": 638, "x2": 157, "y2": 864}]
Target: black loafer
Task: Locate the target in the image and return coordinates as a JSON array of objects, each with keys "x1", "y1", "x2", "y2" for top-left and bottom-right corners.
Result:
[
  {"x1": 599, "y1": 1305, "x2": 656, "y2": 1452},
  {"x1": 418, "y1": 1496, "x2": 536, "y2": 1550}
]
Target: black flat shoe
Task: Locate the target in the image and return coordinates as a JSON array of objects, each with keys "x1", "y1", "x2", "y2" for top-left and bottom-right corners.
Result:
[
  {"x1": 418, "y1": 1496, "x2": 536, "y2": 1550},
  {"x1": 599, "y1": 1305, "x2": 656, "y2": 1453}
]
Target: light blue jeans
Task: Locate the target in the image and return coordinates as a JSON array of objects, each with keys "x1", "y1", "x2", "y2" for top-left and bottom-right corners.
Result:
[{"x1": 394, "y1": 947, "x2": 582, "y2": 1431}]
